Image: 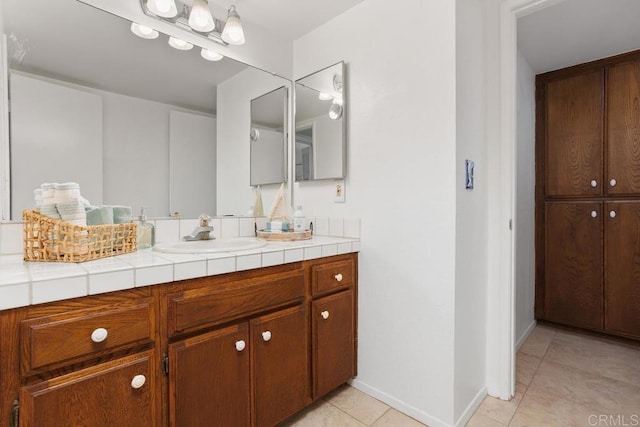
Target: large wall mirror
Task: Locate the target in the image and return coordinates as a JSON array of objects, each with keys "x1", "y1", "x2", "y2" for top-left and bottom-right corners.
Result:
[
  {"x1": 1, "y1": 0, "x2": 290, "y2": 220},
  {"x1": 250, "y1": 86, "x2": 288, "y2": 186},
  {"x1": 295, "y1": 62, "x2": 346, "y2": 181}
]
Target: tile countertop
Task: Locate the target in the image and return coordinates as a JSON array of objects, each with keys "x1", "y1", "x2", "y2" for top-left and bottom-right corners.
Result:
[{"x1": 0, "y1": 236, "x2": 360, "y2": 311}]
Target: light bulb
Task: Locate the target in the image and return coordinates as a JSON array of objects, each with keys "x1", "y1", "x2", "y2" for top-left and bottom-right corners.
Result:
[
  {"x1": 201, "y1": 48, "x2": 224, "y2": 61},
  {"x1": 146, "y1": 0, "x2": 178, "y2": 18},
  {"x1": 318, "y1": 92, "x2": 332, "y2": 101},
  {"x1": 329, "y1": 104, "x2": 343, "y2": 120},
  {"x1": 189, "y1": 0, "x2": 215, "y2": 32},
  {"x1": 130, "y1": 22, "x2": 159, "y2": 39},
  {"x1": 168, "y1": 37, "x2": 193, "y2": 50},
  {"x1": 221, "y1": 6, "x2": 246, "y2": 45}
]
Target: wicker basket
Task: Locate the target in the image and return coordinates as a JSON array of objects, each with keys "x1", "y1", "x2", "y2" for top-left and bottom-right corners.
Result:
[{"x1": 23, "y1": 210, "x2": 137, "y2": 263}]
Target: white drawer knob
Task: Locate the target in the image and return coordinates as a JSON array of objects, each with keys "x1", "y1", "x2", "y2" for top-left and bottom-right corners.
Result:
[
  {"x1": 610, "y1": 210, "x2": 617, "y2": 219},
  {"x1": 610, "y1": 178, "x2": 617, "y2": 187},
  {"x1": 591, "y1": 210, "x2": 598, "y2": 218},
  {"x1": 235, "y1": 340, "x2": 246, "y2": 352},
  {"x1": 334, "y1": 273, "x2": 343, "y2": 282},
  {"x1": 321, "y1": 310, "x2": 330, "y2": 320},
  {"x1": 131, "y1": 374, "x2": 146, "y2": 389},
  {"x1": 91, "y1": 328, "x2": 108, "y2": 343},
  {"x1": 262, "y1": 331, "x2": 272, "y2": 342},
  {"x1": 591, "y1": 179, "x2": 597, "y2": 188}
]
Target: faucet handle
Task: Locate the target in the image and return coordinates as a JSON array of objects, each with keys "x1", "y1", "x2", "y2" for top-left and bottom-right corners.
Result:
[{"x1": 199, "y1": 214, "x2": 211, "y2": 227}]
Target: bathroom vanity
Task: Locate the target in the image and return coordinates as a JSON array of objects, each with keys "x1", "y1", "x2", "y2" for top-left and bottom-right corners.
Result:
[{"x1": 0, "y1": 252, "x2": 358, "y2": 426}]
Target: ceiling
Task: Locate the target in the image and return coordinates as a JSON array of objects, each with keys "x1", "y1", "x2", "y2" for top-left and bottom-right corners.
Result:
[
  {"x1": 518, "y1": 0, "x2": 640, "y2": 74},
  {"x1": 2, "y1": 0, "x2": 364, "y2": 113}
]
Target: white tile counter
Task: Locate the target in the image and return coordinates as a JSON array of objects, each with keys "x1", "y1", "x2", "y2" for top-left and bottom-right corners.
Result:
[{"x1": 0, "y1": 236, "x2": 360, "y2": 311}]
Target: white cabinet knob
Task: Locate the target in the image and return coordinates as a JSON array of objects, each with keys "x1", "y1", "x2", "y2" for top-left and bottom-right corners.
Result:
[
  {"x1": 610, "y1": 178, "x2": 617, "y2": 187},
  {"x1": 321, "y1": 311, "x2": 330, "y2": 320},
  {"x1": 335, "y1": 273, "x2": 343, "y2": 282},
  {"x1": 91, "y1": 328, "x2": 108, "y2": 343},
  {"x1": 591, "y1": 210, "x2": 598, "y2": 218},
  {"x1": 591, "y1": 179, "x2": 598, "y2": 188},
  {"x1": 235, "y1": 340, "x2": 246, "y2": 352},
  {"x1": 131, "y1": 374, "x2": 146, "y2": 389},
  {"x1": 610, "y1": 210, "x2": 617, "y2": 219},
  {"x1": 261, "y1": 331, "x2": 272, "y2": 342}
]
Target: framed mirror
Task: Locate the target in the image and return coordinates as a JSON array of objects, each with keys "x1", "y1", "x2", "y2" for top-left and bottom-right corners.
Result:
[
  {"x1": 1, "y1": 0, "x2": 290, "y2": 220},
  {"x1": 250, "y1": 86, "x2": 288, "y2": 186},
  {"x1": 295, "y1": 62, "x2": 346, "y2": 181}
]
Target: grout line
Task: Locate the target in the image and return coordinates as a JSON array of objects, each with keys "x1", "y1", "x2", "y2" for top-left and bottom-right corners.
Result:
[{"x1": 369, "y1": 407, "x2": 391, "y2": 426}]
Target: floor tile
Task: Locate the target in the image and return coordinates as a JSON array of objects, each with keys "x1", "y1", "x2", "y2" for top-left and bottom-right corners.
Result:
[
  {"x1": 465, "y1": 412, "x2": 505, "y2": 426},
  {"x1": 282, "y1": 400, "x2": 366, "y2": 427},
  {"x1": 476, "y1": 383, "x2": 526, "y2": 424},
  {"x1": 530, "y1": 359, "x2": 640, "y2": 417},
  {"x1": 546, "y1": 332, "x2": 640, "y2": 387},
  {"x1": 515, "y1": 352, "x2": 541, "y2": 386},
  {"x1": 371, "y1": 408, "x2": 426, "y2": 427},
  {"x1": 519, "y1": 325, "x2": 556, "y2": 358},
  {"x1": 325, "y1": 385, "x2": 390, "y2": 425},
  {"x1": 510, "y1": 386, "x2": 598, "y2": 427}
]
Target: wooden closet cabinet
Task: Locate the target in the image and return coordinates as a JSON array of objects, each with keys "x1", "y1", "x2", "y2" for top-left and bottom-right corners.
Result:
[{"x1": 536, "y1": 50, "x2": 640, "y2": 340}]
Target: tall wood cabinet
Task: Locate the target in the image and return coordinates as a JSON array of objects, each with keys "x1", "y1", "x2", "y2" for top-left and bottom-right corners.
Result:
[{"x1": 536, "y1": 50, "x2": 640, "y2": 340}]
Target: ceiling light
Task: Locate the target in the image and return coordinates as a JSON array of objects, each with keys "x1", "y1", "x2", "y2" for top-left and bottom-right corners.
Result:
[
  {"x1": 146, "y1": 0, "x2": 178, "y2": 18},
  {"x1": 201, "y1": 48, "x2": 224, "y2": 61},
  {"x1": 221, "y1": 5, "x2": 245, "y2": 45},
  {"x1": 329, "y1": 104, "x2": 343, "y2": 120},
  {"x1": 318, "y1": 92, "x2": 332, "y2": 101},
  {"x1": 130, "y1": 22, "x2": 159, "y2": 39},
  {"x1": 188, "y1": 0, "x2": 215, "y2": 32},
  {"x1": 168, "y1": 37, "x2": 193, "y2": 50}
]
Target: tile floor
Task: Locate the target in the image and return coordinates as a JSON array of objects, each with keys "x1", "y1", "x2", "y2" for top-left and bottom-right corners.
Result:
[{"x1": 282, "y1": 325, "x2": 640, "y2": 426}]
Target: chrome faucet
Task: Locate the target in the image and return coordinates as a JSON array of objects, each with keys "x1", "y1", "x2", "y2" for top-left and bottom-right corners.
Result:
[{"x1": 182, "y1": 214, "x2": 214, "y2": 241}]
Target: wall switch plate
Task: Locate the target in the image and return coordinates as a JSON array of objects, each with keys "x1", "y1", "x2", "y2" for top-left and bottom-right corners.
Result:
[{"x1": 334, "y1": 180, "x2": 345, "y2": 203}]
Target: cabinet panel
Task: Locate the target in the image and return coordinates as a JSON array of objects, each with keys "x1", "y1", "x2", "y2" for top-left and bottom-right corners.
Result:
[
  {"x1": 605, "y1": 201, "x2": 640, "y2": 338},
  {"x1": 312, "y1": 290, "x2": 355, "y2": 398},
  {"x1": 251, "y1": 305, "x2": 310, "y2": 426},
  {"x1": 544, "y1": 202, "x2": 603, "y2": 329},
  {"x1": 20, "y1": 350, "x2": 157, "y2": 427},
  {"x1": 546, "y1": 70, "x2": 604, "y2": 196},
  {"x1": 168, "y1": 323, "x2": 250, "y2": 427},
  {"x1": 607, "y1": 62, "x2": 640, "y2": 195}
]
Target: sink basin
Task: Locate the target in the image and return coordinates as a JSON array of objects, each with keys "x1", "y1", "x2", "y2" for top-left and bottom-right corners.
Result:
[{"x1": 153, "y1": 238, "x2": 267, "y2": 254}]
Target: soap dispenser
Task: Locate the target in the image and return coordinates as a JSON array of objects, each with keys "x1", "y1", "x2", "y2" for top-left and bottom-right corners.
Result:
[
  {"x1": 293, "y1": 205, "x2": 305, "y2": 232},
  {"x1": 136, "y1": 207, "x2": 155, "y2": 249}
]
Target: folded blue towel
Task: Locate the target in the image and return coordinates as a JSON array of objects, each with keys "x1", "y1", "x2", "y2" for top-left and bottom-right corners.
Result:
[
  {"x1": 113, "y1": 206, "x2": 132, "y2": 224},
  {"x1": 86, "y1": 206, "x2": 114, "y2": 226}
]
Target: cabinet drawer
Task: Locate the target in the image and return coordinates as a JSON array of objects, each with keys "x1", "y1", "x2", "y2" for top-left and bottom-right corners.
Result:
[
  {"x1": 167, "y1": 270, "x2": 305, "y2": 336},
  {"x1": 21, "y1": 301, "x2": 153, "y2": 372},
  {"x1": 312, "y1": 258, "x2": 354, "y2": 296}
]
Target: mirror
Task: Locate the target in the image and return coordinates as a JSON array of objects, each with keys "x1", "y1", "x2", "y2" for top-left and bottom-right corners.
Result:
[
  {"x1": 1, "y1": 0, "x2": 290, "y2": 220},
  {"x1": 295, "y1": 62, "x2": 346, "y2": 181},
  {"x1": 250, "y1": 86, "x2": 288, "y2": 186}
]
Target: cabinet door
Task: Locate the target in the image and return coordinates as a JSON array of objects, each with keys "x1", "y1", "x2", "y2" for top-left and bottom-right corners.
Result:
[
  {"x1": 168, "y1": 323, "x2": 250, "y2": 427},
  {"x1": 545, "y1": 202, "x2": 603, "y2": 330},
  {"x1": 607, "y1": 61, "x2": 640, "y2": 195},
  {"x1": 251, "y1": 305, "x2": 309, "y2": 427},
  {"x1": 20, "y1": 351, "x2": 157, "y2": 427},
  {"x1": 546, "y1": 70, "x2": 604, "y2": 196},
  {"x1": 605, "y1": 201, "x2": 640, "y2": 338},
  {"x1": 312, "y1": 290, "x2": 355, "y2": 399}
]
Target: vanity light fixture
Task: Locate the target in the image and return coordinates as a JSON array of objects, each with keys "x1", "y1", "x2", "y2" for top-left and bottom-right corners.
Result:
[
  {"x1": 146, "y1": 0, "x2": 178, "y2": 18},
  {"x1": 221, "y1": 5, "x2": 245, "y2": 45},
  {"x1": 189, "y1": 0, "x2": 216, "y2": 32},
  {"x1": 168, "y1": 37, "x2": 193, "y2": 50},
  {"x1": 332, "y1": 97, "x2": 343, "y2": 106},
  {"x1": 318, "y1": 92, "x2": 333, "y2": 101},
  {"x1": 201, "y1": 48, "x2": 224, "y2": 61},
  {"x1": 130, "y1": 22, "x2": 159, "y2": 39},
  {"x1": 328, "y1": 104, "x2": 343, "y2": 120}
]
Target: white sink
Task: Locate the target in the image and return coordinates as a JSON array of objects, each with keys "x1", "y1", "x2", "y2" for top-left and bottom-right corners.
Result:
[{"x1": 153, "y1": 238, "x2": 267, "y2": 254}]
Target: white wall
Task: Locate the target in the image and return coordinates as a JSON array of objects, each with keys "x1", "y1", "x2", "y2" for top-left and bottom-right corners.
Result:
[
  {"x1": 294, "y1": 0, "x2": 458, "y2": 425},
  {"x1": 454, "y1": 0, "x2": 488, "y2": 423},
  {"x1": 216, "y1": 67, "x2": 291, "y2": 216},
  {"x1": 515, "y1": 50, "x2": 536, "y2": 345}
]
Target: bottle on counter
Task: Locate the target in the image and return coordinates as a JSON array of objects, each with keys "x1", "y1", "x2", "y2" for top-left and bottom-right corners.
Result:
[
  {"x1": 136, "y1": 207, "x2": 155, "y2": 249},
  {"x1": 293, "y1": 205, "x2": 305, "y2": 232}
]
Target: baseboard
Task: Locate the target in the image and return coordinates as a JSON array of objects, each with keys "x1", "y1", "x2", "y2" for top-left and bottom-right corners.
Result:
[
  {"x1": 350, "y1": 379, "x2": 452, "y2": 427},
  {"x1": 516, "y1": 319, "x2": 537, "y2": 351},
  {"x1": 454, "y1": 386, "x2": 487, "y2": 427}
]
